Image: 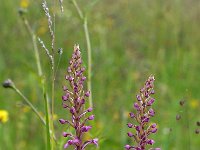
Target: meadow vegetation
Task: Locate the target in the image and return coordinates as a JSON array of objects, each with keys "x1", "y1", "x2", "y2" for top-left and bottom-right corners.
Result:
[{"x1": 0, "y1": 0, "x2": 200, "y2": 150}]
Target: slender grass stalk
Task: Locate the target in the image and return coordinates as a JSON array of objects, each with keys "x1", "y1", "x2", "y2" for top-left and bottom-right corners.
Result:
[
  {"x1": 84, "y1": 17, "x2": 93, "y2": 107},
  {"x1": 11, "y1": 82, "x2": 46, "y2": 125},
  {"x1": 41, "y1": 1, "x2": 56, "y2": 149},
  {"x1": 51, "y1": 53, "x2": 55, "y2": 150},
  {"x1": 71, "y1": 0, "x2": 93, "y2": 107},
  {"x1": 43, "y1": 78, "x2": 52, "y2": 150},
  {"x1": 41, "y1": 0, "x2": 57, "y2": 149},
  {"x1": 59, "y1": 0, "x2": 64, "y2": 12},
  {"x1": 52, "y1": 0, "x2": 56, "y2": 148},
  {"x1": 3, "y1": 78, "x2": 58, "y2": 144},
  {"x1": 21, "y1": 16, "x2": 43, "y2": 77},
  {"x1": 71, "y1": 0, "x2": 83, "y2": 19},
  {"x1": 21, "y1": 12, "x2": 55, "y2": 148},
  {"x1": 51, "y1": 0, "x2": 56, "y2": 118}
]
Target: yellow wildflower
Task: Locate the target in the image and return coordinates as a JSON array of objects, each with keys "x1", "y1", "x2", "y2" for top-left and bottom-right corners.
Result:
[
  {"x1": 0, "y1": 110, "x2": 9, "y2": 123},
  {"x1": 20, "y1": 0, "x2": 29, "y2": 9}
]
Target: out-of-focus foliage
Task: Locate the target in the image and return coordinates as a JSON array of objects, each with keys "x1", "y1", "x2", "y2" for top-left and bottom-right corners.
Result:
[{"x1": 0, "y1": 0, "x2": 199, "y2": 150}]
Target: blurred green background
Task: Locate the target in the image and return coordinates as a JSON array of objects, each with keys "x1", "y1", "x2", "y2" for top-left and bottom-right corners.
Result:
[{"x1": 0, "y1": 0, "x2": 200, "y2": 149}]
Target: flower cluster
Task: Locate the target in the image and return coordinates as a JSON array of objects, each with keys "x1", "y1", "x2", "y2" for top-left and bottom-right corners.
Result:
[
  {"x1": 59, "y1": 45, "x2": 98, "y2": 150},
  {"x1": 125, "y1": 76, "x2": 160, "y2": 150}
]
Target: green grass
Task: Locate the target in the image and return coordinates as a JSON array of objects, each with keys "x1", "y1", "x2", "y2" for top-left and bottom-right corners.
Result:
[{"x1": 0, "y1": 0, "x2": 200, "y2": 150}]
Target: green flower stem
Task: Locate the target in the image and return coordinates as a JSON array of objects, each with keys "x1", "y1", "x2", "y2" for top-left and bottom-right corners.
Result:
[
  {"x1": 11, "y1": 82, "x2": 57, "y2": 142},
  {"x1": 19, "y1": 4, "x2": 57, "y2": 149},
  {"x1": 12, "y1": 84, "x2": 45, "y2": 125},
  {"x1": 51, "y1": 54, "x2": 55, "y2": 150},
  {"x1": 50, "y1": 0, "x2": 56, "y2": 149},
  {"x1": 71, "y1": 0, "x2": 84, "y2": 20},
  {"x1": 43, "y1": 78, "x2": 52, "y2": 150},
  {"x1": 21, "y1": 15, "x2": 55, "y2": 148}
]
